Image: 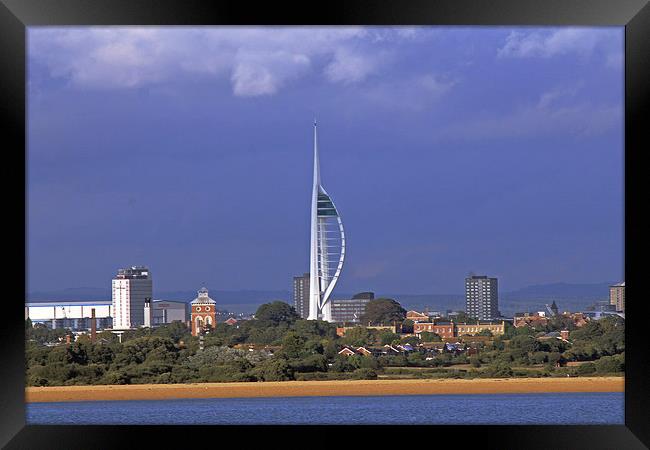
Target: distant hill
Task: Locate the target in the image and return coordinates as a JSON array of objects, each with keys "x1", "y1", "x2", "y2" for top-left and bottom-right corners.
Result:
[
  {"x1": 502, "y1": 282, "x2": 614, "y2": 300},
  {"x1": 27, "y1": 282, "x2": 616, "y2": 316},
  {"x1": 28, "y1": 287, "x2": 112, "y2": 302},
  {"x1": 380, "y1": 282, "x2": 615, "y2": 317}
]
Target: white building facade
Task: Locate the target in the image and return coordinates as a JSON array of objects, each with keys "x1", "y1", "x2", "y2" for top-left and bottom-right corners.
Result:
[
  {"x1": 308, "y1": 121, "x2": 346, "y2": 322},
  {"x1": 26, "y1": 301, "x2": 112, "y2": 330},
  {"x1": 112, "y1": 266, "x2": 153, "y2": 329}
]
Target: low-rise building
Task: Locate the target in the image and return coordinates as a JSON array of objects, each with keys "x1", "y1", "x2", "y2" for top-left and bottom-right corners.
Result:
[
  {"x1": 152, "y1": 300, "x2": 187, "y2": 325},
  {"x1": 456, "y1": 321, "x2": 505, "y2": 336},
  {"x1": 413, "y1": 321, "x2": 456, "y2": 338},
  {"x1": 513, "y1": 312, "x2": 550, "y2": 328},
  {"x1": 338, "y1": 347, "x2": 356, "y2": 356},
  {"x1": 406, "y1": 310, "x2": 429, "y2": 322},
  {"x1": 413, "y1": 320, "x2": 505, "y2": 338}
]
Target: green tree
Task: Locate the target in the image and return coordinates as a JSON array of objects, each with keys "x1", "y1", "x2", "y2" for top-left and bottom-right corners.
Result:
[
  {"x1": 419, "y1": 332, "x2": 441, "y2": 343},
  {"x1": 379, "y1": 331, "x2": 400, "y2": 345},
  {"x1": 407, "y1": 351, "x2": 424, "y2": 366},
  {"x1": 254, "y1": 301, "x2": 301, "y2": 326},
  {"x1": 323, "y1": 339, "x2": 339, "y2": 359},
  {"x1": 360, "y1": 298, "x2": 406, "y2": 325},
  {"x1": 352, "y1": 368, "x2": 378, "y2": 379},
  {"x1": 292, "y1": 319, "x2": 338, "y2": 339},
  {"x1": 594, "y1": 354, "x2": 624, "y2": 374},
  {"x1": 330, "y1": 356, "x2": 357, "y2": 372},
  {"x1": 291, "y1": 354, "x2": 328, "y2": 372},
  {"x1": 400, "y1": 335, "x2": 421, "y2": 346},
  {"x1": 342, "y1": 327, "x2": 374, "y2": 347},
  {"x1": 253, "y1": 358, "x2": 294, "y2": 381},
  {"x1": 281, "y1": 332, "x2": 307, "y2": 359},
  {"x1": 575, "y1": 362, "x2": 597, "y2": 375},
  {"x1": 153, "y1": 321, "x2": 191, "y2": 343},
  {"x1": 401, "y1": 319, "x2": 414, "y2": 334},
  {"x1": 485, "y1": 361, "x2": 513, "y2": 377}
]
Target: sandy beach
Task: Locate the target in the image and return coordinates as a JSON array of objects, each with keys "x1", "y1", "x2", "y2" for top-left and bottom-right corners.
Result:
[{"x1": 26, "y1": 377, "x2": 624, "y2": 403}]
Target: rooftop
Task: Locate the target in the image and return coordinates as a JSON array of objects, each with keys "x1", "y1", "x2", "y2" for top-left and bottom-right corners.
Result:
[
  {"x1": 191, "y1": 287, "x2": 216, "y2": 305},
  {"x1": 115, "y1": 266, "x2": 150, "y2": 279},
  {"x1": 26, "y1": 300, "x2": 112, "y2": 307}
]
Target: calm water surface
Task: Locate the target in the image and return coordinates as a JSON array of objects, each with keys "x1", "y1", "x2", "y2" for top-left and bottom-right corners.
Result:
[{"x1": 27, "y1": 392, "x2": 623, "y2": 425}]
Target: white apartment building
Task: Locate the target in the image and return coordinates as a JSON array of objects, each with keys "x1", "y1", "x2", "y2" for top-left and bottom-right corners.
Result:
[{"x1": 112, "y1": 266, "x2": 153, "y2": 329}]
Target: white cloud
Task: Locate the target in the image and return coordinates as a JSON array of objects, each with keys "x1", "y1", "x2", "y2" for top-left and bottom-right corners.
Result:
[
  {"x1": 29, "y1": 27, "x2": 424, "y2": 96},
  {"x1": 360, "y1": 74, "x2": 457, "y2": 111},
  {"x1": 231, "y1": 51, "x2": 311, "y2": 96},
  {"x1": 442, "y1": 85, "x2": 621, "y2": 140},
  {"x1": 324, "y1": 48, "x2": 384, "y2": 84},
  {"x1": 536, "y1": 82, "x2": 584, "y2": 109},
  {"x1": 497, "y1": 28, "x2": 622, "y2": 67}
]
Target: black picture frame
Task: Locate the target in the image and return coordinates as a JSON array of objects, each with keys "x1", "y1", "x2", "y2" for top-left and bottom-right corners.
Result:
[{"x1": 1, "y1": 0, "x2": 647, "y2": 448}]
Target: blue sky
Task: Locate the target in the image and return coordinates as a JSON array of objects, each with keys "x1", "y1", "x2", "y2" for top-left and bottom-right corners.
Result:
[{"x1": 27, "y1": 26, "x2": 624, "y2": 295}]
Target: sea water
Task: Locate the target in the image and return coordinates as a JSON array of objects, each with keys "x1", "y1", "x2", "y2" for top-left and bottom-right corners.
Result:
[{"x1": 27, "y1": 392, "x2": 624, "y2": 425}]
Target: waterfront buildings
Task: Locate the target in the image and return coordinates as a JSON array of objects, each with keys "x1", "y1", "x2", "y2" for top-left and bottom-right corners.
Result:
[
  {"x1": 609, "y1": 282, "x2": 625, "y2": 312},
  {"x1": 293, "y1": 273, "x2": 310, "y2": 319},
  {"x1": 330, "y1": 292, "x2": 375, "y2": 323},
  {"x1": 513, "y1": 311, "x2": 550, "y2": 328},
  {"x1": 406, "y1": 310, "x2": 430, "y2": 321},
  {"x1": 112, "y1": 266, "x2": 153, "y2": 329},
  {"x1": 413, "y1": 320, "x2": 506, "y2": 338},
  {"x1": 308, "y1": 121, "x2": 346, "y2": 322},
  {"x1": 190, "y1": 287, "x2": 216, "y2": 336},
  {"x1": 25, "y1": 300, "x2": 113, "y2": 330},
  {"x1": 152, "y1": 300, "x2": 188, "y2": 325},
  {"x1": 465, "y1": 275, "x2": 499, "y2": 320}
]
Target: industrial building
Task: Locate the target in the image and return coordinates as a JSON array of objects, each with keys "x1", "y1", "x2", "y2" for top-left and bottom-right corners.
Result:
[
  {"x1": 26, "y1": 298, "x2": 187, "y2": 331},
  {"x1": 153, "y1": 299, "x2": 188, "y2": 325},
  {"x1": 25, "y1": 301, "x2": 113, "y2": 330}
]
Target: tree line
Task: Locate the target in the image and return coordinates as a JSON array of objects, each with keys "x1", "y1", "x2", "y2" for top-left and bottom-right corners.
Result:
[{"x1": 25, "y1": 299, "x2": 624, "y2": 386}]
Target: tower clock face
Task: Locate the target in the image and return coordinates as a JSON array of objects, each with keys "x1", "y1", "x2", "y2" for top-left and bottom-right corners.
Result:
[
  {"x1": 205, "y1": 306, "x2": 210, "y2": 311},
  {"x1": 195, "y1": 306, "x2": 201, "y2": 312}
]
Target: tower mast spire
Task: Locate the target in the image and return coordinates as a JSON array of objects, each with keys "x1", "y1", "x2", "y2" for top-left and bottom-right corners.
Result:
[{"x1": 307, "y1": 120, "x2": 345, "y2": 322}]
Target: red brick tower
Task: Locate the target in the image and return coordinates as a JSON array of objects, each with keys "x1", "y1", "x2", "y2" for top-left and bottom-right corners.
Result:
[{"x1": 190, "y1": 287, "x2": 216, "y2": 336}]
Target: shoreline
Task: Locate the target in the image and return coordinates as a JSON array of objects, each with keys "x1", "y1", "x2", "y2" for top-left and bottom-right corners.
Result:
[{"x1": 26, "y1": 377, "x2": 624, "y2": 403}]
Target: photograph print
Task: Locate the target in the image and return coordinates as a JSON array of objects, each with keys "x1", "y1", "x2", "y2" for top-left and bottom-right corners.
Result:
[{"x1": 25, "y1": 25, "x2": 625, "y2": 425}]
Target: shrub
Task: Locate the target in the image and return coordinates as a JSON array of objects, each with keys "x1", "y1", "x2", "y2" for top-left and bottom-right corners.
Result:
[
  {"x1": 484, "y1": 362, "x2": 513, "y2": 378},
  {"x1": 575, "y1": 362, "x2": 597, "y2": 375},
  {"x1": 352, "y1": 368, "x2": 378, "y2": 380},
  {"x1": 252, "y1": 357, "x2": 294, "y2": 381},
  {"x1": 594, "y1": 355, "x2": 624, "y2": 374}
]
